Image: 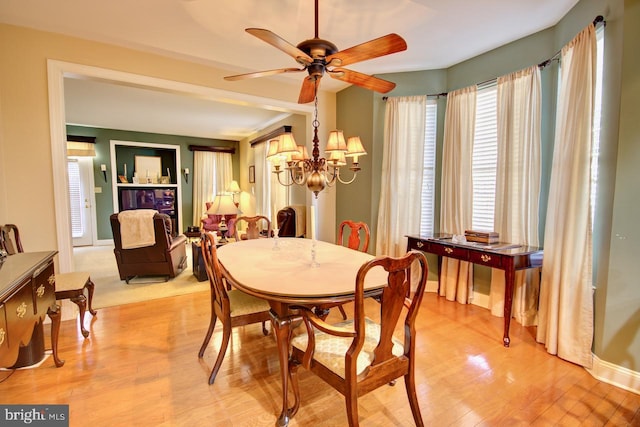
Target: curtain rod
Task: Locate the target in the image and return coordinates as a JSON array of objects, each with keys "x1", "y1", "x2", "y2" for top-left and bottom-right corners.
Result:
[
  {"x1": 385, "y1": 15, "x2": 605, "y2": 100},
  {"x1": 538, "y1": 15, "x2": 605, "y2": 69}
]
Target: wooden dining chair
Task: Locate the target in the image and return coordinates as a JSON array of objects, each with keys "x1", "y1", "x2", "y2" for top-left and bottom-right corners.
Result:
[
  {"x1": 234, "y1": 215, "x2": 272, "y2": 241},
  {"x1": 0, "y1": 224, "x2": 97, "y2": 338},
  {"x1": 338, "y1": 220, "x2": 370, "y2": 253},
  {"x1": 198, "y1": 232, "x2": 271, "y2": 384},
  {"x1": 330, "y1": 220, "x2": 371, "y2": 319},
  {"x1": 288, "y1": 250, "x2": 429, "y2": 427}
]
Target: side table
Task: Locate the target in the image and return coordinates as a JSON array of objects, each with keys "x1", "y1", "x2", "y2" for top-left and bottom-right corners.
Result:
[{"x1": 191, "y1": 241, "x2": 208, "y2": 282}]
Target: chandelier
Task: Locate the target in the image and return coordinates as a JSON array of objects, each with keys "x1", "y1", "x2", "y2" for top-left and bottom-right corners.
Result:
[{"x1": 267, "y1": 96, "x2": 367, "y2": 198}]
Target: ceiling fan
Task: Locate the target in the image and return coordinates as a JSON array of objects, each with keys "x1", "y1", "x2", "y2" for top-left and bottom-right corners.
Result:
[{"x1": 224, "y1": 0, "x2": 407, "y2": 104}]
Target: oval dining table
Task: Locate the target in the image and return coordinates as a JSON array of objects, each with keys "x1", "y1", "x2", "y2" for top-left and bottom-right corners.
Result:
[{"x1": 216, "y1": 237, "x2": 388, "y2": 427}]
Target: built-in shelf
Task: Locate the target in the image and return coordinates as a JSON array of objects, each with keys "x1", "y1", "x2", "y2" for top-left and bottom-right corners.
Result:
[{"x1": 110, "y1": 140, "x2": 183, "y2": 233}]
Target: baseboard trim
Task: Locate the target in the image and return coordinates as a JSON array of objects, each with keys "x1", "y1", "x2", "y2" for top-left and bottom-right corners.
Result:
[{"x1": 587, "y1": 354, "x2": 640, "y2": 395}]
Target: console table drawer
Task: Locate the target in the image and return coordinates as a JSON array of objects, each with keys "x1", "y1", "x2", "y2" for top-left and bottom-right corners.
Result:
[
  {"x1": 33, "y1": 261, "x2": 55, "y2": 315},
  {"x1": 4, "y1": 279, "x2": 36, "y2": 346},
  {"x1": 0, "y1": 304, "x2": 8, "y2": 360},
  {"x1": 469, "y1": 251, "x2": 502, "y2": 268}
]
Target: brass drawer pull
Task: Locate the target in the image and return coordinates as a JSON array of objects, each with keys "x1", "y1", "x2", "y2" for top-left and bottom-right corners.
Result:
[
  {"x1": 481, "y1": 254, "x2": 491, "y2": 262},
  {"x1": 16, "y1": 302, "x2": 27, "y2": 318},
  {"x1": 445, "y1": 247, "x2": 453, "y2": 254},
  {"x1": 37, "y1": 284, "x2": 45, "y2": 297},
  {"x1": 0, "y1": 328, "x2": 5, "y2": 345},
  {"x1": 48, "y1": 274, "x2": 55, "y2": 285},
  {"x1": 416, "y1": 241, "x2": 424, "y2": 248}
]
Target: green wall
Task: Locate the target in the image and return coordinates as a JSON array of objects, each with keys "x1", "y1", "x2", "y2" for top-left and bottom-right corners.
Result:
[
  {"x1": 336, "y1": 0, "x2": 639, "y2": 370},
  {"x1": 66, "y1": 125, "x2": 239, "y2": 240}
]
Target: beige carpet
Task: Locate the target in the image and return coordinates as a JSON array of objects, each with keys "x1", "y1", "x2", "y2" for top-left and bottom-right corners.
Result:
[{"x1": 72, "y1": 243, "x2": 209, "y2": 309}]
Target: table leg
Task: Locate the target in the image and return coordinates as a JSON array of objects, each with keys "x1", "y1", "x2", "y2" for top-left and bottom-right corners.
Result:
[
  {"x1": 269, "y1": 304, "x2": 295, "y2": 427},
  {"x1": 47, "y1": 304, "x2": 65, "y2": 367},
  {"x1": 503, "y1": 261, "x2": 515, "y2": 347}
]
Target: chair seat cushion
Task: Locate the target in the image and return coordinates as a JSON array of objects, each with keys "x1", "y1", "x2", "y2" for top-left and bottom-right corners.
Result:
[
  {"x1": 228, "y1": 289, "x2": 270, "y2": 317},
  {"x1": 55, "y1": 271, "x2": 91, "y2": 292},
  {"x1": 291, "y1": 317, "x2": 404, "y2": 378}
]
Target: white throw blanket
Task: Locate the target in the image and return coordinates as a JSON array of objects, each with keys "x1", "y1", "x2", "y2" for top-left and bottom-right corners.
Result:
[{"x1": 118, "y1": 209, "x2": 158, "y2": 249}]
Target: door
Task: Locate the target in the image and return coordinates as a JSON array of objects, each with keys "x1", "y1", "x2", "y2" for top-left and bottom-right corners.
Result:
[{"x1": 68, "y1": 157, "x2": 95, "y2": 247}]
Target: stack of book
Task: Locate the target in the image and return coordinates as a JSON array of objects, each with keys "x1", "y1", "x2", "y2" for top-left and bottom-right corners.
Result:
[{"x1": 464, "y1": 230, "x2": 499, "y2": 244}]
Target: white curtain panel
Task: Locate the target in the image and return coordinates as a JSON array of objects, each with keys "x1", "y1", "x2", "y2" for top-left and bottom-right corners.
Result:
[
  {"x1": 214, "y1": 152, "x2": 233, "y2": 195},
  {"x1": 440, "y1": 86, "x2": 476, "y2": 304},
  {"x1": 537, "y1": 24, "x2": 596, "y2": 368},
  {"x1": 192, "y1": 151, "x2": 232, "y2": 225},
  {"x1": 376, "y1": 95, "x2": 427, "y2": 257},
  {"x1": 253, "y1": 142, "x2": 269, "y2": 217},
  {"x1": 488, "y1": 66, "x2": 542, "y2": 326}
]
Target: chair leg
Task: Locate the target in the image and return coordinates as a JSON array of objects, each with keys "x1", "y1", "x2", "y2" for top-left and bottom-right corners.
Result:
[
  {"x1": 344, "y1": 386, "x2": 359, "y2": 427},
  {"x1": 288, "y1": 358, "x2": 302, "y2": 417},
  {"x1": 208, "y1": 323, "x2": 231, "y2": 385},
  {"x1": 85, "y1": 278, "x2": 97, "y2": 316},
  {"x1": 404, "y1": 372, "x2": 424, "y2": 427},
  {"x1": 261, "y1": 321, "x2": 268, "y2": 336},
  {"x1": 198, "y1": 313, "x2": 218, "y2": 358},
  {"x1": 70, "y1": 293, "x2": 89, "y2": 338},
  {"x1": 338, "y1": 305, "x2": 348, "y2": 320}
]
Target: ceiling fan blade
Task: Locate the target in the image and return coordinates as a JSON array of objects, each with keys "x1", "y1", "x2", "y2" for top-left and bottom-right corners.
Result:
[
  {"x1": 298, "y1": 76, "x2": 320, "y2": 104},
  {"x1": 246, "y1": 28, "x2": 313, "y2": 65},
  {"x1": 326, "y1": 34, "x2": 407, "y2": 68},
  {"x1": 328, "y1": 68, "x2": 396, "y2": 93},
  {"x1": 224, "y1": 67, "x2": 306, "y2": 81}
]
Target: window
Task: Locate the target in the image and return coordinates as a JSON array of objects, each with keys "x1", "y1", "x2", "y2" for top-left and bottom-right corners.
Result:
[
  {"x1": 419, "y1": 100, "x2": 438, "y2": 235},
  {"x1": 67, "y1": 159, "x2": 84, "y2": 238},
  {"x1": 472, "y1": 83, "x2": 498, "y2": 231},
  {"x1": 591, "y1": 25, "x2": 605, "y2": 224}
]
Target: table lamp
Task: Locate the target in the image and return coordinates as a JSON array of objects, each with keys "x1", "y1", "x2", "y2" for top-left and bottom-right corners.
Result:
[
  {"x1": 207, "y1": 194, "x2": 240, "y2": 243},
  {"x1": 227, "y1": 180, "x2": 241, "y2": 206}
]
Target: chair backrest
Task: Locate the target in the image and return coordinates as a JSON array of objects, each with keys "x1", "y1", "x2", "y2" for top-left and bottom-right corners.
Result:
[
  {"x1": 110, "y1": 212, "x2": 173, "y2": 253},
  {"x1": 351, "y1": 250, "x2": 428, "y2": 377},
  {"x1": 338, "y1": 220, "x2": 370, "y2": 252},
  {"x1": 0, "y1": 224, "x2": 24, "y2": 255},
  {"x1": 234, "y1": 215, "x2": 271, "y2": 240},
  {"x1": 200, "y1": 232, "x2": 229, "y2": 316}
]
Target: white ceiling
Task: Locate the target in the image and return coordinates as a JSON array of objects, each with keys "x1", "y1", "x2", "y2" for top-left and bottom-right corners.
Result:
[{"x1": 0, "y1": 0, "x2": 579, "y2": 140}]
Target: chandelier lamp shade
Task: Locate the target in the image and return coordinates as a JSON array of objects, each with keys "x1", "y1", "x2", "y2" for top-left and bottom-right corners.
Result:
[{"x1": 267, "y1": 97, "x2": 367, "y2": 198}]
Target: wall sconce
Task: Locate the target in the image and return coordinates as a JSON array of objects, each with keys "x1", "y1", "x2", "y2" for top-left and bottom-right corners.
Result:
[
  {"x1": 100, "y1": 164, "x2": 107, "y2": 183},
  {"x1": 183, "y1": 168, "x2": 190, "y2": 184}
]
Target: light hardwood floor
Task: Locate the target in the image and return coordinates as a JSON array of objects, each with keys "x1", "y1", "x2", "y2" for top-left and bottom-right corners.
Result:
[{"x1": 1, "y1": 291, "x2": 638, "y2": 426}]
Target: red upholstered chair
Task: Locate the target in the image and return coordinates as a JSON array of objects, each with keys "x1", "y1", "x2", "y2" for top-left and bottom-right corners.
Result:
[{"x1": 200, "y1": 201, "x2": 237, "y2": 237}]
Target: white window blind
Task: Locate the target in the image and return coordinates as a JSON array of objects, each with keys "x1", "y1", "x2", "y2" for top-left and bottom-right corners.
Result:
[
  {"x1": 472, "y1": 83, "x2": 498, "y2": 231},
  {"x1": 67, "y1": 159, "x2": 84, "y2": 238},
  {"x1": 420, "y1": 100, "x2": 438, "y2": 235}
]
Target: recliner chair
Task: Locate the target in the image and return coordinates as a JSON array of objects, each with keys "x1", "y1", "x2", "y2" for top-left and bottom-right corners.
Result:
[{"x1": 110, "y1": 212, "x2": 187, "y2": 283}]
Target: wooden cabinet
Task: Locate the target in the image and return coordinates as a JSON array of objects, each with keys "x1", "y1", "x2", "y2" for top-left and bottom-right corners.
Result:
[{"x1": 0, "y1": 252, "x2": 63, "y2": 368}]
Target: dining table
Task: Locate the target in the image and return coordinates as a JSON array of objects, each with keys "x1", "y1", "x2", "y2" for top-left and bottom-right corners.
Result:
[{"x1": 216, "y1": 237, "x2": 389, "y2": 427}]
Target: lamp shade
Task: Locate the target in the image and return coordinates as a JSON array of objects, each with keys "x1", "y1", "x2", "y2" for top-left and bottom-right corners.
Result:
[
  {"x1": 266, "y1": 139, "x2": 280, "y2": 159},
  {"x1": 325, "y1": 130, "x2": 347, "y2": 153},
  {"x1": 276, "y1": 133, "x2": 299, "y2": 155},
  {"x1": 345, "y1": 137, "x2": 367, "y2": 157},
  {"x1": 327, "y1": 150, "x2": 347, "y2": 166},
  {"x1": 227, "y1": 180, "x2": 241, "y2": 193},
  {"x1": 207, "y1": 194, "x2": 240, "y2": 215}
]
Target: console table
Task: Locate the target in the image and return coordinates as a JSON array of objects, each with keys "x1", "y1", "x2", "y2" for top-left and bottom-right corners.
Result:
[
  {"x1": 406, "y1": 234, "x2": 543, "y2": 347},
  {"x1": 0, "y1": 251, "x2": 63, "y2": 368}
]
